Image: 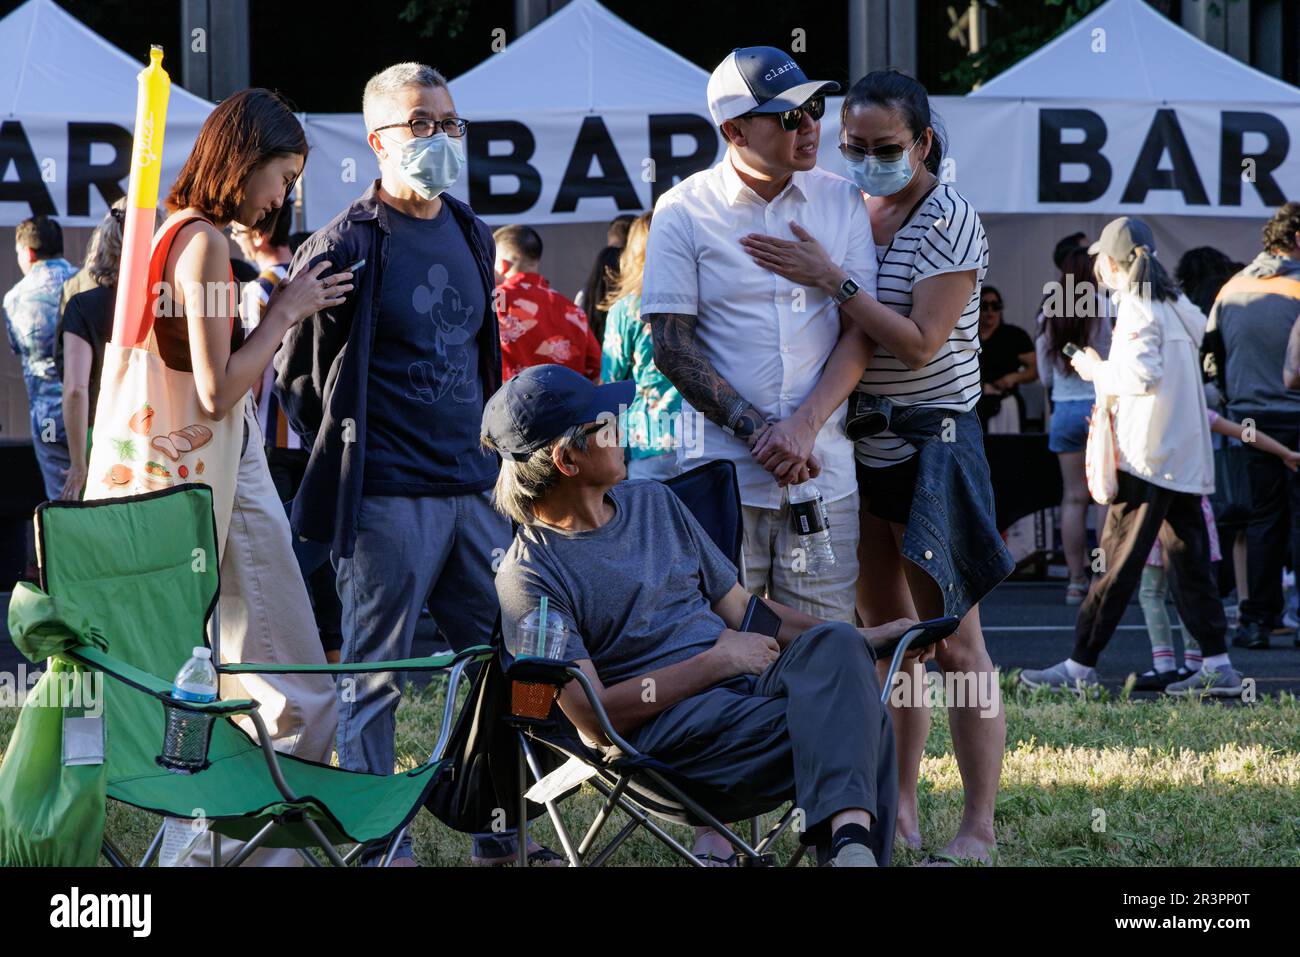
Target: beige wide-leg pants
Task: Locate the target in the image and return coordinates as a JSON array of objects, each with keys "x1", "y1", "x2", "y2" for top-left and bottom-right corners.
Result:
[{"x1": 186, "y1": 400, "x2": 338, "y2": 867}]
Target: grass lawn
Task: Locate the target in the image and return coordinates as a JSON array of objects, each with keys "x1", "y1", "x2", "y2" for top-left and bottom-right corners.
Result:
[{"x1": 3, "y1": 676, "x2": 1298, "y2": 866}]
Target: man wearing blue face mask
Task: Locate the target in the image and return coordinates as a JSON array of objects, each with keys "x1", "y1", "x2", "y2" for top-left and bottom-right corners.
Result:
[{"x1": 275, "y1": 63, "x2": 550, "y2": 866}]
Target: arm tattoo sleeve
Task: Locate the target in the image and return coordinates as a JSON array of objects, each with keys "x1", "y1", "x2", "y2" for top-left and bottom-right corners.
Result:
[{"x1": 647, "y1": 312, "x2": 765, "y2": 438}]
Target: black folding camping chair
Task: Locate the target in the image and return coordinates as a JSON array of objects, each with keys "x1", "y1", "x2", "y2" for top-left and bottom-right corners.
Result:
[{"x1": 499, "y1": 460, "x2": 938, "y2": 867}]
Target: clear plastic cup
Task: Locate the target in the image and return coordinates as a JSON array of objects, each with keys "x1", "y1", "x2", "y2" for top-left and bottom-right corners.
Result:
[{"x1": 513, "y1": 607, "x2": 569, "y2": 660}]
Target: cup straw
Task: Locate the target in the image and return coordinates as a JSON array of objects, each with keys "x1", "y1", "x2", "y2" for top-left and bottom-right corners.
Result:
[{"x1": 537, "y1": 596, "x2": 549, "y2": 658}]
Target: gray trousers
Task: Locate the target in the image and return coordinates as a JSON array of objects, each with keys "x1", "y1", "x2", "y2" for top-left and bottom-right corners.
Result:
[
  {"x1": 334, "y1": 490, "x2": 509, "y2": 775},
  {"x1": 335, "y1": 490, "x2": 511, "y2": 861},
  {"x1": 631, "y1": 621, "x2": 898, "y2": 864}
]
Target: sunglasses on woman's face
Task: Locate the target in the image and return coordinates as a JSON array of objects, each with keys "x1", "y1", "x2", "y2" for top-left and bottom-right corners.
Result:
[
  {"x1": 838, "y1": 137, "x2": 917, "y2": 164},
  {"x1": 744, "y1": 95, "x2": 826, "y2": 133},
  {"x1": 980, "y1": 300, "x2": 1003, "y2": 313}
]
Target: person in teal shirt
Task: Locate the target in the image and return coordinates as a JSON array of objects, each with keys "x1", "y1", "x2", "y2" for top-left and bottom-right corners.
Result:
[{"x1": 600, "y1": 212, "x2": 683, "y2": 481}]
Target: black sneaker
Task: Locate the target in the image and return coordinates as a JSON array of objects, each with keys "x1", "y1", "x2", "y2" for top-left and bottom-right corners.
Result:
[
  {"x1": 1231, "y1": 621, "x2": 1270, "y2": 650},
  {"x1": 1132, "y1": 668, "x2": 1188, "y2": 692}
]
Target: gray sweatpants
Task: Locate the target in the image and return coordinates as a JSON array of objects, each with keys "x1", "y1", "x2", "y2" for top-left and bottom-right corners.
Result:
[{"x1": 631, "y1": 621, "x2": 898, "y2": 864}]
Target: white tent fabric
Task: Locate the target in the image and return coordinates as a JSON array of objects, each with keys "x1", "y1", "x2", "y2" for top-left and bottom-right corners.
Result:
[
  {"x1": 450, "y1": 0, "x2": 709, "y2": 112},
  {"x1": 300, "y1": 0, "x2": 716, "y2": 229},
  {"x1": 862, "y1": 0, "x2": 1300, "y2": 219},
  {"x1": 0, "y1": 0, "x2": 214, "y2": 118},
  {"x1": 0, "y1": 0, "x2": 212, "y2": 228},
  {"x1": 971, "y1": 0, "x2": 1300, "y2": 103}
]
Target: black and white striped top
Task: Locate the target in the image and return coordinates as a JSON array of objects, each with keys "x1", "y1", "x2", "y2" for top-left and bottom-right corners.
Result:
[{"x1": 856, "y1": 185, "x2": 988, "y2": 468}]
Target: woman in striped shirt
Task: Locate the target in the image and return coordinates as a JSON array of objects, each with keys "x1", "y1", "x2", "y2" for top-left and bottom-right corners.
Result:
[
  {"x1": 845, "y1": 73, "x2": 1002, "y2": 865},
  {"x1": 741, "y1": 70, "x2": 1003, "y2": 864}
]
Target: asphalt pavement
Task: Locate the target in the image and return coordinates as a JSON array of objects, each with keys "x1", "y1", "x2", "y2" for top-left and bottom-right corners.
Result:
[{"x1": 981, "y1": 579, "x2": 1300, "y2": 697}]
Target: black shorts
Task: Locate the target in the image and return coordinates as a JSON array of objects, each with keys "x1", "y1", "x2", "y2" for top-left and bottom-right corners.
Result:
[{"x1": 856, "y1": 455, "x2": 919, "y2": 525}]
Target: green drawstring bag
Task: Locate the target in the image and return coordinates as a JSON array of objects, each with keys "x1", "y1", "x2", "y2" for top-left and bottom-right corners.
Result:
[{"x1": 0, "y1": 583, "x2": 109, "y2": 866}]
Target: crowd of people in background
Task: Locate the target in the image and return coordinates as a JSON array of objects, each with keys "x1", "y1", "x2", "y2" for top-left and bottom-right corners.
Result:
[{"x1": 5, "y1": 40, "x2": 1300, "y2": 869}]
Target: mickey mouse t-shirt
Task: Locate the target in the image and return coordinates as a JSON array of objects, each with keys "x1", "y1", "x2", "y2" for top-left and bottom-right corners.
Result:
[{"x1": 363, "y1": 200, "x2": 497, "y2": 494}]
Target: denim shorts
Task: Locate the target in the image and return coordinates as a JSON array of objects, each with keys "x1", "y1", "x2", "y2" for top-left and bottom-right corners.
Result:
[{"x1": 1049, "y1": 399, "x2": 1093, "y2": 454}]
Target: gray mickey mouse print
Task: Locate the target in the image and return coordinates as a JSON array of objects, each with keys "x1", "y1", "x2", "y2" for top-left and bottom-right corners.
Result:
[{"x1": 406, "y1": 263, "x2": 480, "y2": 405}]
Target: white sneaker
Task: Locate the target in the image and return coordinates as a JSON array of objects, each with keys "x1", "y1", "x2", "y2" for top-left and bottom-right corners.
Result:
[{"x1": 1019, "y1": 660, "x2": 1099, "y2": 693}]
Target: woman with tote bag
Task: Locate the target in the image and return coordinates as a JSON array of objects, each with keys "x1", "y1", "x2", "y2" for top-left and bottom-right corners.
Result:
[
  {"x1": 85, "y1": 89, "x2": 351, "y2": 864},
  {"x1": 1020, "y1": 217, "x2": 1245, "y2": 698}
]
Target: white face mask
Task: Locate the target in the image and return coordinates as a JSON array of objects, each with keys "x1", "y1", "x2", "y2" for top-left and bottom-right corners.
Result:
[
  {"x1": 385, "y1": 131, "x2": 465, "y2": 201},
  {"x1": 1097, "y1": 256, "x2": 1124, "y2": 292}
]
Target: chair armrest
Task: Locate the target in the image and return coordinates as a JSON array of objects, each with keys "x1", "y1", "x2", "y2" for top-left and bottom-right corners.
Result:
[
  {"x1": 217, "y1": 644, "x2": 494, "y2": 676},
  {"x1": 64, "y1": 646, "x2": 259, "y2": 716},
  {"x1": 561, "y1": 665, "x2": 642, "y2": 758},
  {"x1": 505, "y1": 656, "x2": 577, "y2": 686}
]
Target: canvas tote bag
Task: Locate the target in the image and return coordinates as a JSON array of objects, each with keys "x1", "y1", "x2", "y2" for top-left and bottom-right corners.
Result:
[
  {"x1": 1085, "y1": 396, "x2": 1119, "y2": 505},
  {"x1": 84, "y1": 215, "x2": 243, "y2": 552}
]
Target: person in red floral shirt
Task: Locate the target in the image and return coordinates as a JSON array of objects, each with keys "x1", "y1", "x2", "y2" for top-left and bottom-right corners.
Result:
[{"x1": 493, "y1": 224, "x2": 601, "y2": 382}]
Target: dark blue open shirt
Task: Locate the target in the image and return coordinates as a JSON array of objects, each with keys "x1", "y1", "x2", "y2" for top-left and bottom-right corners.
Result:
[{"x1": 274, "y1": 181, "x2": 502, "y2": 559}]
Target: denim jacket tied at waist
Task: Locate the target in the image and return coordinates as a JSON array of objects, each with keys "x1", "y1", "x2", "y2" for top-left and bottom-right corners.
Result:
[{"x1": 862, "y1": 398, "x2": 1013, "y2": 620}]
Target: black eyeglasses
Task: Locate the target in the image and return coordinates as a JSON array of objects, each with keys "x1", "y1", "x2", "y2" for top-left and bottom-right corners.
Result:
[
  {"x1": 742, "y1": 95, "x2": 825, "y2": 133},
  {"x1": 980, "y1": 300, "x2": 1004, "y2": 313},
  {"x1": 372, "y1": 116, "x2": 470, "y2": 139},
  {"x1": 838, "y1": 137, "x2": 917, "y2": 164}
]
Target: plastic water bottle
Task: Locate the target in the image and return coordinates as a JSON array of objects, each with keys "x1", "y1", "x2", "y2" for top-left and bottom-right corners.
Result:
[
  {"x1": 789, "y1": 481, "x2": 836, "y2": 575},
  {"x1": 160, "y1": 647, "x2": 219, "y2": 773}
]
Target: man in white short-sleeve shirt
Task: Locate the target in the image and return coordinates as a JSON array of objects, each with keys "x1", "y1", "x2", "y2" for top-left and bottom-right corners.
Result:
[{"x1": 642, "y1": 46, "x2": 878, "y2": 623}]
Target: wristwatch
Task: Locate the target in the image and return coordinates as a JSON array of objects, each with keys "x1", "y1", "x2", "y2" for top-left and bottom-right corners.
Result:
[
  {"x1": 723, "y1": 404, "x2": 770, "y2": 447},
  {"x1": 833, "y1": 277, "x2": 861, "y2": 305}
]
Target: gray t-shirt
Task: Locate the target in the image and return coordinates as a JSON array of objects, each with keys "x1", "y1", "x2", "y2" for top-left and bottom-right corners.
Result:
[{"x1": 495, "y1": 480, "x2": 738, "y2": 686}]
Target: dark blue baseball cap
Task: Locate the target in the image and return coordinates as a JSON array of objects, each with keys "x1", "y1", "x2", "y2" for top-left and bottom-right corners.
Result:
[
  {"x1": 707, "y1": 46, "x2": 840, "y2": 125},
  {"x1": 482, "y1": 365, "x2": 635, "y2": 461}
]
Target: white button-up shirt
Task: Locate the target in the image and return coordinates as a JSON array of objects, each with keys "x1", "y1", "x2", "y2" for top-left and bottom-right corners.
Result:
[{"x1": 641, "y1": 154, "x2": 877, "y2": 509}]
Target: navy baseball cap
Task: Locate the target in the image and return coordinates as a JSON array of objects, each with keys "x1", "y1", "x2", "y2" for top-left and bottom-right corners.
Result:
[
  {"x1": 482, "y1": 365, "x2": 634, "y2": 461},
  {"x1": 707, "y1": 46, "x2": 840, "y2": 125}
]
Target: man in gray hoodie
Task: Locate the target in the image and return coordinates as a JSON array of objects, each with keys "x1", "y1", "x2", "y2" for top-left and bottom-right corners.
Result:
[{"x1": 1208, "y1": 202, "x2": 1300, "y2": 650}]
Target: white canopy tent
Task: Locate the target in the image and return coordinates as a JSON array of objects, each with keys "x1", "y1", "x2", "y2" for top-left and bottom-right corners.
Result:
[
  {"x1": 3, "y1": 0, "x2": 1298, "y2": 434},
  {"x1": 300, "y1": 0, "x2": 718, "y2": 239},
  {"x1": 970, "y1": 0, "x2": 1299, "y2": 102},
  {"x1": 0, "y1": 0, "x2": 214, "y2": 227},
  {"x1": 813, "y1": 0, "x2": 1300, "y2": 393},
  {"x1": 0, "y1": 0, "x2": 217, "y2": 437}
]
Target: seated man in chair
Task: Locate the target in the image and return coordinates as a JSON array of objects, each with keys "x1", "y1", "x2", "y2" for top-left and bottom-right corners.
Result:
[{"x1": 482, "y1": 365, "x2": 917, "y2": 867}]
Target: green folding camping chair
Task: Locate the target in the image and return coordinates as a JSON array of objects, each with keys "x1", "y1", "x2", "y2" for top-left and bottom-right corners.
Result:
[{"x1": 8, "y1": 484, "x2": 489, "y2": 866}]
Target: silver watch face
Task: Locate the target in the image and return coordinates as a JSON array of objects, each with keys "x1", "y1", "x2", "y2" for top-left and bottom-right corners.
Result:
[{"x1": 838, "y1": 278, "x2": 859, "y2": 302}]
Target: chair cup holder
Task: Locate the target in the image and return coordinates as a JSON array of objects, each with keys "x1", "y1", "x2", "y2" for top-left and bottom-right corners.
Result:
[
  {"x1": 156, "y1": 700, "x2": 215, "y2": 774},
  {"x1": 510, "y1": 680, "x2": 558, "y2": 720}
]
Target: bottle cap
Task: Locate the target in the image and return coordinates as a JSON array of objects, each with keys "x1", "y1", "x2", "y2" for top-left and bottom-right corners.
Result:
[{"x1": 192, "y1": 647, "x2": 212, "y2": 659}]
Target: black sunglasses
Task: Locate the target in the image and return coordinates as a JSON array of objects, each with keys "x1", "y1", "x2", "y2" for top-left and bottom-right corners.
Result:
[
  {"x1": 742, "y1": 95, "x2": 825, "y2": 133},
  {"x1": 372, "y1": 116, "x2": 469, "y2": 139},
  {"x1": 838, "y1": 137, "x2": 918, "y2": 164},
  {"x1": 980, "y1": 299, "x2": 1004, "y2": 312}
]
